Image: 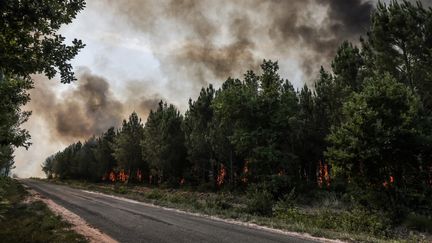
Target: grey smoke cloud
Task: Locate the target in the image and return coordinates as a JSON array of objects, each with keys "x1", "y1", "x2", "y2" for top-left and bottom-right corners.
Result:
[
  {"x1": 29, "y1": 70, "x2": 161, "y2": 144},
  {"x1": 107, "y1": 0, "x2": 376, "y2": 85}
]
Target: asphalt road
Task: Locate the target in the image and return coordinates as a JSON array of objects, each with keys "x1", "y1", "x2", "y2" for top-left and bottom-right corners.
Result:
[{"x1": 22, "y1": 179, "x2": 317, "y2": 243}]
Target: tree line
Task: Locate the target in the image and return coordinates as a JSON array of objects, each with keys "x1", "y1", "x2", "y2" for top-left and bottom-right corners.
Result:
[{"x1": 42, "y1": 1, "x2": 432, "y2": 216}]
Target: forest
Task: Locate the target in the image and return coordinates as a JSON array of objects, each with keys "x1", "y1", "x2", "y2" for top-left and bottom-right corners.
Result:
[{"x1": 40, "y1": 1, "x2": 432, "y2": 229}]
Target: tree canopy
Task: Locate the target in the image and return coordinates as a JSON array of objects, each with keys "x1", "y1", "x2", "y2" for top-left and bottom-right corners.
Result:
[{"x1": 0, "y1": 0, "x2": 86, "y2": 83}]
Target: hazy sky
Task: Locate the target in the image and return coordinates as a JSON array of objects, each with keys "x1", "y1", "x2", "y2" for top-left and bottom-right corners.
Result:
[{"x1": 13, "y1": 0, "x2": 432, "y2": 177}]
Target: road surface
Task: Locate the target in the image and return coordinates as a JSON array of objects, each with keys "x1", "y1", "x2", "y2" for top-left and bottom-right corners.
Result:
[{"x1": 22, "y1": 179, "x2": 318, "y2": 243}]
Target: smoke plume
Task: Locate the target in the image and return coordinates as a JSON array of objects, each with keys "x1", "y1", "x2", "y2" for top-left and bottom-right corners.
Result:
[
  {"x1": 106, "y1": 0, "x2": 376, "y2": 85},
  {"x1": 29, "y1": 70, "x2": 161, "y2": 143}
]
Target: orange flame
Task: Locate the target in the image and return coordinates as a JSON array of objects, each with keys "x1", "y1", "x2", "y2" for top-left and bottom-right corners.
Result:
[
  {"x1": 109, "y1": 171, "x2": 116, "y2": 182},
  {"x1": 317, "y1": 160, "x2": 330, "y2": 188},
  {"x1": 118, "y1": 169, "x2": 129, "y2": 183},
  {"x1": 216, "y1": 164, "x2": 227, "y2": 187},
  {"x1": 383, "y1": 175, "x2": 394, "y2": 188}
]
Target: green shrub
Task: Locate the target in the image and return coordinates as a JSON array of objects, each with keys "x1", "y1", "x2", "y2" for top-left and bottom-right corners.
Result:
[
  {"x1": 264, "y1": 175, "x2": 292, "y2": 198},
  {"x1": 320, "y1": 192, "x2": 343, "y2": 209},
  {"x1": 339, "y1": 207, "x2": 391, "y2": 235},
  {"x1": 167, "y1": 193, "x2": 187, "y2": 204},
  {"x1": 275, "y1": 202, "x2": 391, "y2": 236},
  {"x1": 274, "y1": 206, "x2": 305, "y2": 223},
  {"x1": 273, "y1": 188, "x2": 296, "y2": 215},
  {"x1": 245, "y1": 187, "x2": 274, "y2": 216},
  {"x1": 114, "y1": 185, "x2": 127, "y2": 194},
  {"x1": 206, "y1": 195, "x2": 232, "y2": 210},
  {"x1": 146, "y1": 190, "x2": 164, "y2": 200}
]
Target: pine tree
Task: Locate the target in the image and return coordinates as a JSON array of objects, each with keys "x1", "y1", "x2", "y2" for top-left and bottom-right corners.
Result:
[
  {"x1": 183, "y1": 85, "x2": 215, "y2": 184},
  {"x1": 142, "y1": 102, "x2": 187, "y2": 185},
  {"x1": 112, "y1": 112, "x2": 146, "y2": 181}
]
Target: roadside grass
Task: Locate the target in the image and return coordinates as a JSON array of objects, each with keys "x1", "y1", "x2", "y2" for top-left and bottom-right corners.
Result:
[
  {"x1": 0, "y1": 177, "x2": 87, "y2": 243},
  {"x1": 44, "y1": 179, "x2": 431, "y2": 243}
]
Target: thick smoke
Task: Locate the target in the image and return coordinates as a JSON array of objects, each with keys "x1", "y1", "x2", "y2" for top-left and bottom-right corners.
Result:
[
  {"x1": 270, "y1": 0, "x2": 373, "y2": 75},
  {"x1": 53, "y1": 72, "x2": 123, "y2": 139},
  {"x1": 123, "y1": 80, "x2": 163, "y2": 117},
  {"x1": 29, "y1": 71, "x2": 161, "y2": 143},
  {"x1": 13, "y1": 71, "x2": 161, "y2": 178},
  {"x1": 106, "y1": 0, "x2": 376, "y2": 84}
]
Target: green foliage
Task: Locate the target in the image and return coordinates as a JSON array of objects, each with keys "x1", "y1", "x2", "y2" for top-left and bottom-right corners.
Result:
[
  {"x1": 146, "y1": 189, "x2": 164, "y2": 200},
  {"x1": 114, "y1": 184, "x2": 128, "y2": 194},
  {"x1": 325, "y1": 0, "x2": 432, "y2": 216},
  {"x1": 75, "y1": 137, "x2": 98, "y2": 180},
  {"x1": 42, "y1": 156, "x2": 54, "y2": 179},
  {"x1": 142, "y1": 102, "x2": 187, "y2": 185},
  {"x1": 113, "y1": 112, "x2": 147, "y2": 180},
  {"x1": 0, "y1": 145, "x2": 15, "y2": 177},
  {"x1": 326, "y1": 73, "x2": 431, "y2": 213},
  {"x1": 93, "y1": 127, "x2": 117, "y2": 178},
  {"x1": 328, "y1": 74, "x2": 421, "y2": 179},
  {"x1": 42, "y1": 138, "x2": 107, "y2": 181},
  {"x1": 1, "y1": 0, "x2": 85, "y2": 174},
  {"x1": 183, "y1": 85, "x2": 215, "y2": 185},
  {"x1": 363, "y1": 0, "x2": 432, "y2": 110},
  {"x1": 273, "y1": 187, "x2": 296, "y2": 212},
  {"x1": 337, "y1": 208, "x2": 391, "y2": 235},
  {"x1": 245, "y1": 185, "x2": 274, "y2": 216},
  {"x1": 0, "y1": 76, "x2": 32, "y2": 148},
  {"x1": 0, "y1": 0, "x2": 86, "y2": 83},
  {"x1": 275, "y1": 205, "x2": 391, "y2": 236},
  {"x1": 206, "y1": 195, "x2": 232, "y2": 210},
  {"x1": 0, "y1": 76, "x2": 32, "y2": 174},
  {"x1": 332, "y1": 41, "x2": 364, "y2": 92},
  {"x1": 210, "y1": 60, "x2": 302, "y2": 188},
  {"x1": 210, "y1": 76, "x2": 247, "y2": 185}
]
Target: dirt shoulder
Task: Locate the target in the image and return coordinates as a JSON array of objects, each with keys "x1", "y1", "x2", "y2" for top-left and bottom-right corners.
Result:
[{"x1": 23, "y1": 184, "x2": 117, "y2": 243}]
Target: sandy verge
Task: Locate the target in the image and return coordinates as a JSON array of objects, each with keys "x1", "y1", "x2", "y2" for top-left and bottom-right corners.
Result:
[{"x1": 23, "y1": 186, "x2": 118, "y2": 243}]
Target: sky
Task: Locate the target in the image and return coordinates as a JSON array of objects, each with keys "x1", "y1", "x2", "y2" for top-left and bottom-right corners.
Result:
[{"x1": 13, "y1": 0, "x2": 432, "y2": 178}]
